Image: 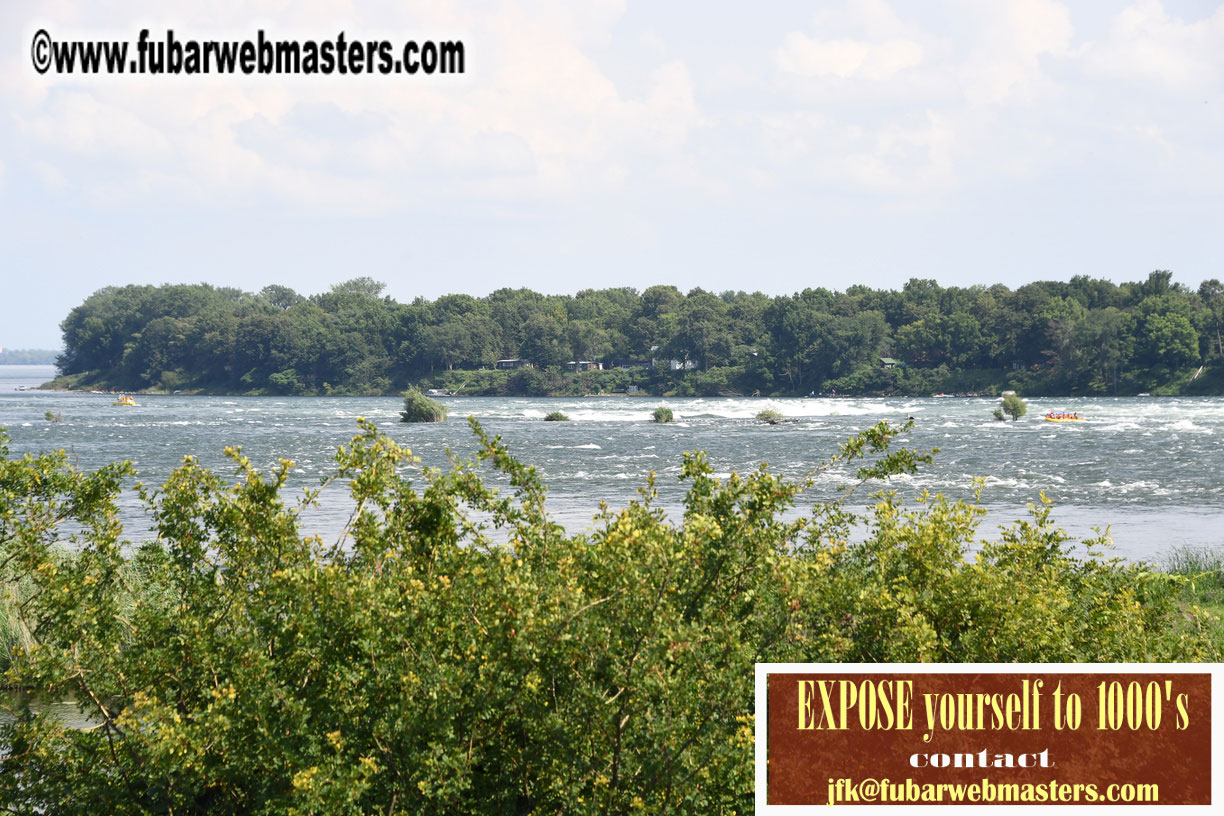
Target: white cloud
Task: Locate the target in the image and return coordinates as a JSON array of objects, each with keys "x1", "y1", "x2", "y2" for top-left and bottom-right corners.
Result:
[
  {"x1": 1082, "y1": 0, "x2": 1224, "y2": 90},
  {"x1": 6, "y1": 0, "x2": 1223, "y2": 225},
  {"x1": 810, "y1": 0, "x2": 913, "y2": 40},
  {"x1": 776, "y1": 34, "x2": 922, "y2": 81},
  {"x1": 756, "y1": 109, "x2": 958, "y2": 195},
  {"x1": 766, "y1": 0, "x2": 1078, "y2": 195},
  {"x1": 16, "y1": 91, "x2": 173, "y2": 159},
  {"x1": 639, "y1": 60, "x2": 699, "y2": 148},
  {"x1": 959, "y1": 0, "x2": 1073, "y2": 104},
  {"x1": 773, "y1": 0, "x2": 1074, "y2": 103},
  {"x1": 775, "y1": 0, "x2": 924, "y2": 81},
  {"x1": 638, "y1": 27, "x2": 667, "y2": 59},
  {"x1": 32, "y1": 160, "x2": 67, "y2": 190},
  {"x1": 1, "y1": 0, "x2": 708, "y2": 211}
]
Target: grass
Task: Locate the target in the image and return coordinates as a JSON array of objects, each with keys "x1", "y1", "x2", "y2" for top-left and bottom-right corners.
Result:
[
  {"x1": 1164, "y1": 546, "x2": 1224, "y2": 606},
  {"x1": 1, "y1": 544, "x2": 173, "y2": 677},
  {"x1": 0, "y1": 588, "x2": 34, "y2": 675},
  {"x1": 543, "y1": 411, "x2": 569, "y2": 422},
  {"x1": 756, "y1": 409, "x2": 783, "y2": 424},
  {"x1": 1161, "y1": 546, "x2": 1224, "y2": 647},
  {"x1": 652, "y1": 406, "x2": 674, "y2": 423}
]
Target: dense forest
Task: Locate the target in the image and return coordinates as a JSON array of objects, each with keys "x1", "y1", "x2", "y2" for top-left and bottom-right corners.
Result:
[{"x1": 51, "y1": 272, "x2": 1224, "y2": 396}]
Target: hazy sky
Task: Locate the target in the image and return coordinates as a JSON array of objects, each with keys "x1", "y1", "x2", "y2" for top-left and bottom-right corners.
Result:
[{"x1": 3, "y1": 0, "x2": 1223, "y2": 348}]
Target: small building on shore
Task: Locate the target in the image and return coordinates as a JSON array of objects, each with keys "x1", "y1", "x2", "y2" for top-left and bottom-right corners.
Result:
[
  {"x1": 496, "y1": 358, "x2": 531, "y2": 370},
  {"x1": 566, "y1": 360, "x2": 603, "y2": 372}
]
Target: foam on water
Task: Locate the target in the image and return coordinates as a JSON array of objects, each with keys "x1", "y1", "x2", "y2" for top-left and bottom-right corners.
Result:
[
  {"x1": 1165, "y1": 419, "x2": 1211, "y2": 433},
  {"x1": 1100, "y1": 422, "x2": 1142, "y2": 432}
]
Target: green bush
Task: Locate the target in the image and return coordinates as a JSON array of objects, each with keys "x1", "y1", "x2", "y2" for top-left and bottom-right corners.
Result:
[
  {"x1": 756, "y1": 408, "x2": 783, "y2": 424},
  {"x1": 0, "y1": 421, "x2": 1217, "y2": 814},
  {"x1": 652, "y1": 406, "x2": 674, "y2": 423},
  {"x1": 399, "y1": 386, "x2": 448, "y2": 423},
  {"x1": 543, "y1": 411, "x2": 569, "y2": 421},
  {"x1": 1001, "y1": 392, "x2": 1027, "y2": 421}
]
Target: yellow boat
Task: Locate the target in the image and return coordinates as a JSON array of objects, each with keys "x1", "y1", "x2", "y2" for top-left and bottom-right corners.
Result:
[
  {"x1": 113, "y1": 395, "x2": 136, "y2": 406},
  {"x1": 1044, "y1": 414, "x2": 1083, "y2": 423}
]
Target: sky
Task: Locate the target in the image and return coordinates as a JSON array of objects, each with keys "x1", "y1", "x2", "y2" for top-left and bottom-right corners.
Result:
[{"x1": 2, "y1": 0, "x2": 1223, "y2": 349}]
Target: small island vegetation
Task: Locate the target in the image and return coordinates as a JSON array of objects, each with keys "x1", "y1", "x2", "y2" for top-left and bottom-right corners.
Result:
[
  {"x1": 994, "y1": 393, "x2": 1028, "y2": 421},
  {"x1": 399, "y1": 386, "x2": 448, "y2": 423},
  {"x1": 44, "y1": 271, "x2": 1224, "y2": 398},
  {"x1": 543, "y1": 411, "x2": 569, "y2": 421},
  {"x1": 756, "y1": 408, "x2": 784, "y2": 424},
  {"x1": 652, "y1": 406, "x2": 674, "y2": 423}
]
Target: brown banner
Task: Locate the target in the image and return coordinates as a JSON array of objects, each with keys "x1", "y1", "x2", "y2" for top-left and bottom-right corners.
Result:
[{"x1": 766, "y1": 672, "x2": 1211, "y2": 806}]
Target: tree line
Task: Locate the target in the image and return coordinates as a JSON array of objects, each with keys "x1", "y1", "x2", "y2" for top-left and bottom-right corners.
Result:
[{"x1": 54, "y1": 271, "x2": 1224, "y2": 396}]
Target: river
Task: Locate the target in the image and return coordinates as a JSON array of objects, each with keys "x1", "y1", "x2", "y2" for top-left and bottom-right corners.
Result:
[{"x1": 2, "y1": 365, "x2": 1222, "y2": 563}]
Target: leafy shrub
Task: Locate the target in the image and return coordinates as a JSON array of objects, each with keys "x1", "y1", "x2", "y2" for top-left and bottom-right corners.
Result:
[
  {"x1": 652, "y1": 406, "x2": 674, "y2": 423},
  {"x1": 0, "y1": 421, "x2": 1217, "y2": 814},
  {"x1": 1001, "y1": 393, "x2": 1027, "y2": 421},
  {"x1": 756, "y1": 408, "x2": 783, "y2": 424},
  {"x1": 543, "y1": 411, "x2": 569, "y2": 421},
  {"x1": 399, "y1": 386, "x2": 448, "y2": 422}
]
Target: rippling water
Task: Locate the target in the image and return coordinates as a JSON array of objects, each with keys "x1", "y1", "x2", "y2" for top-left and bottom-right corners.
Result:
[{"x1": 3, "y1": 365, "x2": 1222, "y2": 562}]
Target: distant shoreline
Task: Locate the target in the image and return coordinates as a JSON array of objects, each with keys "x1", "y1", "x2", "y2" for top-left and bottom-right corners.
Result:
[{"x1": 0, "y1": 354, "x2": 58, "y2": 366}]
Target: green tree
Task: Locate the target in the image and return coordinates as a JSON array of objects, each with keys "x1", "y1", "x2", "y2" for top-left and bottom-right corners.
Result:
[
  {"x1": 259, "y1": 285, "x2": 305, "y2": 311},
  {"x1": 330, "y1": 277, "x2": 387, "y2": 297},
  {"x1": 1040, "y1": 296, "x2": 1088, "y2": 373},
  {"x1": 667, "y1": 291, "x2": 732, "y2": 370},
  {"x1": 517, "y1": 313, "x2": 571, "y2": 368},
  {"x1": 565, "y1": 320, "x2": 611, "y2": 363},
  {"x1": 1071, "y1": 308, "x2": 1135, "y2": 393},
  {"x1": 1000, "y1": 393, "x2": 1027, "y2": 421},
  {"x1": 1198, "y1": 279, "x2": 1224, "y2": 359},
  {"x1": 1140, "y1": 313, "x2": 1199, "y2": 369}
]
